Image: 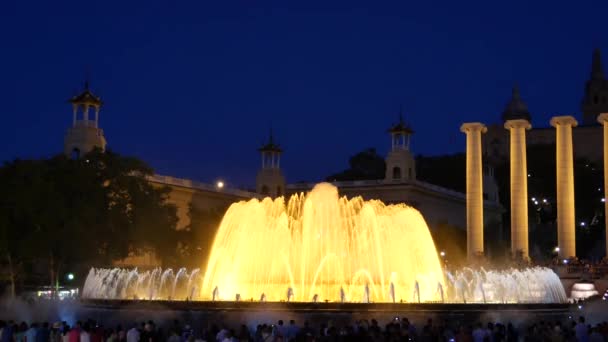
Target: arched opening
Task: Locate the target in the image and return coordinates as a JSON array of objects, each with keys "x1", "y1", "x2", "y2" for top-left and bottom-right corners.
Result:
[
  {"x1": 408, "y1": 168, "x2": 412, "y2": 179},
  {"x1": 392, "y1": 167, "x2": 401, "y2": 179},
  {"x1": 276, "y1": 186, "x2": 282, "y2": 196},
  {"x1": 71, "y1": 148, "x2": 80, "y2": 160},
  {"x1": 261, "y1": 185, "x2": 270, "y2": 195}
]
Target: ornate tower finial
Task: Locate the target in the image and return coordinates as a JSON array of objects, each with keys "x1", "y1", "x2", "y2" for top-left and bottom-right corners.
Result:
[
  {"x1": 268, "y1": 125, "x2": 274, "y2": 145},
  {"x1": 592, "y1": 48, "x2": 604, "y2": 80}
]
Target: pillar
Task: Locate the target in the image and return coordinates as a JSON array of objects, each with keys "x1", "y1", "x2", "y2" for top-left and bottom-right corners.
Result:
[
  {"x1": 505, "y1": 119, "x2": 531, "y2": 259},
  {"x1": 461, "y1": 123, "x2": 487, "y2": 260},
  {"x1": 550, "y1": 116, "x2": 578, "y2": 259},
  {"x1": 597, "y1": 113, "x2": 608, "y2": 258}
]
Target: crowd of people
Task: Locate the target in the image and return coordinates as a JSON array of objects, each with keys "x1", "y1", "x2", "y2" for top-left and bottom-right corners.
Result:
[{"x1": 1, "y1": 315, "x2": 607, "y2": 342}]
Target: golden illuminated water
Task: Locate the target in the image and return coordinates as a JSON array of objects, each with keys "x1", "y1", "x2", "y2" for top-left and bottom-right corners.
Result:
[{"x1": 201, "y1": 183, "x2": 445, "y2": 302}]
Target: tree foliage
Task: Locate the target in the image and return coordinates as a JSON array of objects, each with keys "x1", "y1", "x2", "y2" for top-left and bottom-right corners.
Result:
[
  {"x1": 326, "y1": 148, "x2": 386, "y2": 181},
  {"x1": 0, "y1": 149, "x2": 178, "y2": 293}
]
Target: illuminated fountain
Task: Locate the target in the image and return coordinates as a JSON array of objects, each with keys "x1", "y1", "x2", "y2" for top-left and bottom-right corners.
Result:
[
  {"x1": 82, "y1": 183, "x2": 567, "y2": 303},
  {"x1": 202, "y1": 182, "x2": 444, "y2": 302}
]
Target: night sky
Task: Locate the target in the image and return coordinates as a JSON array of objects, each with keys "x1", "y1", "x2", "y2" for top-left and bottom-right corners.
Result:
[{"x1": 2, "y1": 1, "x2": 607, "y2": 189}]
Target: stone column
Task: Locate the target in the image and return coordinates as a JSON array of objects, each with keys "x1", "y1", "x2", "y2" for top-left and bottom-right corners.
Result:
[
  {"x1": 597, "y1": 113, "x2": 608, "y2": 258},
  {"x1": 550, "y1": 116, "x2": 578, "y2": 259},
  {"x1": 461, "y1": 123, "x2": 487, "y2": 260},
  {"x1": 505, "y1": 119, "x2": 531, "y2": 259}
]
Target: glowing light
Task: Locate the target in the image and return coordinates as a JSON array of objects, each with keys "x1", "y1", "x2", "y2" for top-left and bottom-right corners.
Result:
[
  {"x1": 602, "y1": 198, "x2": 606, "y2": 203},
  {"x1": 563, "y1": 259, "x2": 569, "y2": 264},
  {"x1": 528, "y1": 174, "x2": 531, "y2": 177},
  {"x1": 580, "y1": 222, "x2": 586, "y2": 227},
  {"x1": 440, "y1": 251, "x2": 446, "y2": 257},
  {"x1": 67, "y1": 273, "x2": 74, "y2": 281},
  {"x1": 216, "y1": 181, "x2": 224, "y2": 189},
  {"x1": 531, "y1": 197, "x2": 536, "y2": 201},
  {"x1": 554, "y1": 247, "x2": 560, "y2": 253},
  {"x1": 202, "y1": 183, "x2": 445, "y2": 302},
  {"x1": 542, "y1": 199, "x2": 548, "y2": 203}
]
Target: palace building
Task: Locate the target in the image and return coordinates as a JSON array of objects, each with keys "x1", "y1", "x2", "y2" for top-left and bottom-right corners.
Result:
[{"x1": 484, "y1": 49, "x2": 608, "y2": 164}]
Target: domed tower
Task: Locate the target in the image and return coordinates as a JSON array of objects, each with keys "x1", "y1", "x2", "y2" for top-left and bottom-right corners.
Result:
[
  {"x1": 581, "y1": 49, "x2": 608, "y2": 125},
  {"x1": 256, "y1": 130, "x2": 286, "y2": 197},
  {"x1": 384, "y1": 112, "x2": 416, "y2": 182},
  {"x1": 501, "y1": 85, "x2": 531, "y2": 123},
  {"x1": 64, "y1": 81, "x2": 106, "y2": 158}
]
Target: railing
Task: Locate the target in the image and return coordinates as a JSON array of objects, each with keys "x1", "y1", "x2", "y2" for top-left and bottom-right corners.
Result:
[
  {"x1": 288, "y1": 179, "x2": 500, "y2": 207},
  {"x1": 559, "y1": 265, "x2": 608, "y2": 279},
  {"x1": 148, "y1": 174, "x2": 259, "y2": 199}
]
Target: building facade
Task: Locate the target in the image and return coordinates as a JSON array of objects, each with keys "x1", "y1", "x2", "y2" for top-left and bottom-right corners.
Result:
[{"x1": 484, "y1": 49, "x2": 608, "y2": 164}]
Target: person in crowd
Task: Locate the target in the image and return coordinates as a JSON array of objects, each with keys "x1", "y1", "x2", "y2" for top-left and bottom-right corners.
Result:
[
  {"x1": 126, "y1": 323, "x2": 139, "y2": 342},
  {"x1": 81, "y1": 322, "x2": 92, "y2": 342},
  {"x1": 26, "y1": 323, "x2": 38, "y2": 342},
  {"x1": 575, "y1": 316, "x2": 589, "y2": 342}
]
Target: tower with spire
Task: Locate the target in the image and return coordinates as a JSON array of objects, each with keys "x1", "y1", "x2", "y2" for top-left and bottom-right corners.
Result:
[
  {"x1": 64, "y1": 81, "x2": 106, "y2": 158},
  {"x1": 581, "y1": 48, "x2": 608, "y2": 125},
  {"x1": 384, "y1": 110, "x2": 416, "y2": 182},
  {"x1": 256, "y1": 129, "x2": 286, "y2": 197}
]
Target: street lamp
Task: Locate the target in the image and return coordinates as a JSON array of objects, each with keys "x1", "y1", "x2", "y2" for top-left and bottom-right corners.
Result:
[
  {"x1": 66, "y1": 273, "x2": 74, "y2": 281},
  {"x1": 216, "y1": 181, "x2": 224, "y2": 189}
]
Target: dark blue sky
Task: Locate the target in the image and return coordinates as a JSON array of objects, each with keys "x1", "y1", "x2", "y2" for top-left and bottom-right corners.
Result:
[{"x1": 2, "y1": 1, "x2": 606, "y2": 188}]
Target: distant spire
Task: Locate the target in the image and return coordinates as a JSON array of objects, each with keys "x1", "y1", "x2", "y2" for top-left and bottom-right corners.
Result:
[
  {"x1": 84, "y1": 66, "x2": 91, "y2": 90},
  {"x1": 512, "y1": 84, "x2": 521, "y2": 100},
  {"x1": 591, "y1": 48, "x2": 604, "y2": 80},
  {"x1": 268, "y1": 125, "x2": 274, "y2": 145},
  {"x1": 258, "y1": 124, "x2": 282, "y2": 153}
]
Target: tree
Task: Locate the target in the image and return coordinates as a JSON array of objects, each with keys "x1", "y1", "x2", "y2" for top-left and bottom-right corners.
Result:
[
  {"x1": 176, "y1": 205, "x2": 226, "y2": 270},
  {"x1": 0, "y1": 149, "x2": 179, "y2": 295},
  {"x1": 327, "y1": 148, "x2": 386, "y2": 181},
  {"x1": 416, "y1": 154, "x2": 466, "y2": 192}
]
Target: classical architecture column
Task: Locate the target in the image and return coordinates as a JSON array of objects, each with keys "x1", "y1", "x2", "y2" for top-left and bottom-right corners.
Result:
[
  {"x1": 504, "y1": 119, "x2": 531, "y2": 259},
  {"x1": 461, "y1": 123, "x2": 487, "y2": 260},
  {"x1": 597, "y1": 113, "x2": 608, "y2": 257},
  {"x1": 550, "y1": 116, "x2": 578, "y2": 259}
]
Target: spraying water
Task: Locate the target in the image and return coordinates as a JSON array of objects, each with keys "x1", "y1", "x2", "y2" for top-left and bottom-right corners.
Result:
[{"x1": 81, "y1": 184, "x2": 568, "y2": 304}]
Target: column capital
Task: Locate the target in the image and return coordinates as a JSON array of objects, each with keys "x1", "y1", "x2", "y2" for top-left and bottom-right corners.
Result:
[
  {"x1": 504, "y1": 119, "x2": 531, "y2": 130},
  {"x1": 597, "y1": 113, "x2": 608, "y2": 124},
  {"x1": 550, "y1": 115, "x2": 578, "y2": 128},
  {"x1": 460, "y1": 122, "x2": 487, "y2": 134}
]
